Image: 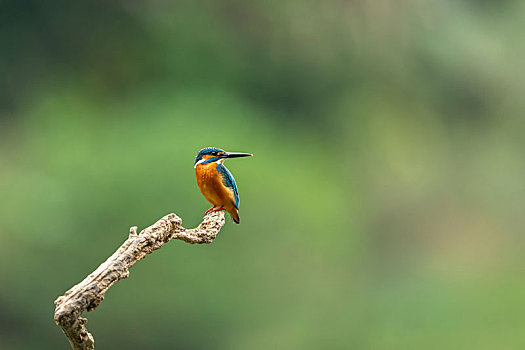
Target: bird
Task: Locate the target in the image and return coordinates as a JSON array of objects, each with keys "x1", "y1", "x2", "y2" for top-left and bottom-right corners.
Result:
[{"x1": 194, "y1": 147, "x2": 253, "y2": 224}]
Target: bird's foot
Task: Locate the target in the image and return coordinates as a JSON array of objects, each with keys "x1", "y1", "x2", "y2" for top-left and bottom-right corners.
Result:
[
  {"x1": 206, "y1": 206, "x2": 224, "y2": 215},
  {"x1": 205, "y1": 207, "x2": 216, "y2": 215}
]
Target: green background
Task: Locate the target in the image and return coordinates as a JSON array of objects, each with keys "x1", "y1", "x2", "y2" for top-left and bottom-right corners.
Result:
[{"x1": 1, "y1": 1, "x2": 524, "y2": 349}]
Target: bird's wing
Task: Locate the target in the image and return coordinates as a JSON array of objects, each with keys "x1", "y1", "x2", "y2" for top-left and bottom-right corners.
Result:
[{"x1": 216, "y1": 163, "x2": 240, "y2": 208}]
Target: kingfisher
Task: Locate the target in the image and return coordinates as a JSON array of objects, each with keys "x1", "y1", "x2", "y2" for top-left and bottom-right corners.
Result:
[{"x1": 194, "y1": 147, "x2": 253, "y2": 224}]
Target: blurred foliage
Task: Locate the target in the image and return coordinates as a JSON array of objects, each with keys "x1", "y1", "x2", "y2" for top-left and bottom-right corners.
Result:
[{"x1": 1, "y1": 0, "x2": 524, "y2": 349}]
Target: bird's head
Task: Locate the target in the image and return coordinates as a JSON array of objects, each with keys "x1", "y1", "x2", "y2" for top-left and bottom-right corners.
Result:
[{"x1": 194, "y1": 147, "x2": 253, "y2": 168}]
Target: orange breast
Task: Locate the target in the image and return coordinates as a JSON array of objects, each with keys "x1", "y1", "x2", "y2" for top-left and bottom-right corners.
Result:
[{"x1": 196, "y1": 163, "x2": 236, "y2": 210}]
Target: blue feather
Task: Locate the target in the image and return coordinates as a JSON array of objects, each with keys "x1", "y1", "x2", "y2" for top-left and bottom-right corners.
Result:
[
  {"x1": 194, "y1": 147, "x2": 225, "y2": 166},
  {"x1": 216, "y1": 163, "x2": 240, "y2": 208},
  {"x1": 201, "y1": 156, "x2": 221, "y2": 165}
]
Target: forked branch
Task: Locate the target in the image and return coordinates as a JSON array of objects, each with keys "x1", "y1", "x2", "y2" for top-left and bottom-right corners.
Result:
[{"x1": 54, "y1": 211, "x2": 226, "y2": 350}]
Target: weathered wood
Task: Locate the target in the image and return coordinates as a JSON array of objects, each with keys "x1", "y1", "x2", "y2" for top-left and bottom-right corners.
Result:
[{"x1": 54, "y1": 211, "x2": 226, "y2": 350}]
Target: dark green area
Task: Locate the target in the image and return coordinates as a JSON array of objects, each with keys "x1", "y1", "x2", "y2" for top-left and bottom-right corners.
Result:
[{"x1": 1, "y1": 1, "x2": 524, "y2": 349}]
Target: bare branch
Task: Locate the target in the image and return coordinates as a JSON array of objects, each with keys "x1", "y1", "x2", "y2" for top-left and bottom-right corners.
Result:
[{"x1": 54, "y1": 211, "x2": 226, "y2": 350}]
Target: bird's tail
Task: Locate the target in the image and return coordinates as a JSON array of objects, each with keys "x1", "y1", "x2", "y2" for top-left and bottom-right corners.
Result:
[{"x1": 228, "y1": 207, "x2": 240, "y2": 224}]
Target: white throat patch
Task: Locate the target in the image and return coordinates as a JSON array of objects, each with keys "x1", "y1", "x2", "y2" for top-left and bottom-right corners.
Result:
[
  {"x1": 194, "y1": 157, "x2": 223, "y2": 168},
  {"x1": 194, "y1": 158, "x2": 207, "y2": 168}
]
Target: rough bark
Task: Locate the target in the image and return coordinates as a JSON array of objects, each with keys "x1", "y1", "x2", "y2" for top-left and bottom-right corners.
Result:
[{"x1": 54, "y1": 211, "x2": 226, "y2": 350}]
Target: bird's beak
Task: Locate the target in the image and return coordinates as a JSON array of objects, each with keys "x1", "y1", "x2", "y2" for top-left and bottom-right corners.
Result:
[{"x1": 223, "y1": 152, "x2": 253, "y2": 159}]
